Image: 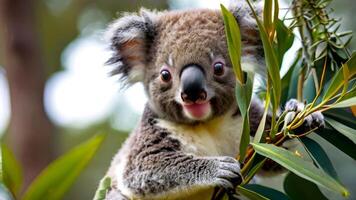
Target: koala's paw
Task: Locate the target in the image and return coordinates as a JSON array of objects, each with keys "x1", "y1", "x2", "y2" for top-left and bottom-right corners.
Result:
[
  {"x1": 285, "y1": 99, "x2": 325, "y2": 129},
  {"x1": 212, "y1": 157, "x2": 242, "y2": 192}
]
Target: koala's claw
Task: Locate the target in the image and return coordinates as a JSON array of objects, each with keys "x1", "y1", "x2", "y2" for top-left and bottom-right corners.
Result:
[
  {"x1": 309, "y1": 111, "x2": 325, "y2": 128},
  {"x1": 285, "y1": 99, "x2": 305, "y2": 112},
  {"x1": 284, "y1": 99, "x2": 325, "y2": 130},
  {"x1": 213, "y1": 157, "x2": 242, "y2": 191}
]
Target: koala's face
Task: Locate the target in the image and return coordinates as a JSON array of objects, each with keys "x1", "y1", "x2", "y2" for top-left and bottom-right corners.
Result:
[
  {"x1": 144, "y1": 10, "x2": 236, "y2": 123},
  {"x1": 107, "y1": 6, "x2": 263, "y2": 124}
]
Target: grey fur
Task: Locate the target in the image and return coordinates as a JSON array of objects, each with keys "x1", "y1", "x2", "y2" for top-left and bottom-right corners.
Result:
[
  {"x1": 106, "y1": 9, "x2": 157, "y2": 84},
  {"x1": 102, "y1": 2, "x2": 324, "y2": 200},
  {"x1": 106, "y1": 107, "x2": 242, "y2": 199}
]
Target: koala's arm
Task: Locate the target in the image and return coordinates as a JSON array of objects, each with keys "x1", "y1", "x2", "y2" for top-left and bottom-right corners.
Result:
[{"x1": 106, "y1": 108, "x2": 242, "y2": 199}]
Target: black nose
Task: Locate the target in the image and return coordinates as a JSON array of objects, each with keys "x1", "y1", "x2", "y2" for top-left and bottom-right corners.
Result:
[{"x1": 180, "y1": 64, "x2": 207, "y2": 103}]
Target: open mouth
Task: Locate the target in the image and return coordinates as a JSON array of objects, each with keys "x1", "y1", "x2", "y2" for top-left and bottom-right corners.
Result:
[{"x1": 182, "y1": 101, "x2": 211, "y2": 120}]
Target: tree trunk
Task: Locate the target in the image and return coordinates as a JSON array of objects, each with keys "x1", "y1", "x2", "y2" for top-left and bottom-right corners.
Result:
[{"x1": 0, "y1": 0, "x2": 54, "y2": 190}]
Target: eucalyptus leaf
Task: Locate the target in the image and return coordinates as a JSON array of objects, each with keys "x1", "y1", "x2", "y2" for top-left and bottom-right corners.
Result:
[
  {"x1": 325, "y1": 117, "x2": 356, "y2": 144},
  {"x1": 221, "y1": 4, "x2": 244, "y2": 83},
  {"x1": 1, "y1": 144, "x2": 22, "y2": 198},
  {"x1": 287, "y1": 60, "x2": 302, "y2": 101},
  {"x1": 273, "y1": 0, "x2": 279, "y2": 32},
  {"x1": 243, "y1": 157, "x2": 266, "y2": 183},
  {"x1": 284, "y1": 173, "x2": 328, "y2": 200},
  {"x1": 323, "y1": 53, "x2": 356, "y2": 101},
  {"x1": 316, "y1": 126, "x2": 356, "y2": 160},
  {"x1": 303, "y1": 73, "x2": 317, "y2": 103},
  {"x1": 253, "y1": 95, "x2": 270, "y2": 143},
  {"x1": 246, "y1": 0, "x2": 281, "y2": 109},
  {"x1": 332, "y1": 97, "x2": 356, "y2": 108},
  {"x1": 251, "y1": 143, "x2": 349, "y2": 197},
  {"x1": 338, "y1": 84, "x2": 356, "y2": 102},
  {"x1": 324, "y1": 108, "x2": 356, "y2": 129},
  {"x1": 342, "y1": 63, "x2": 350, "y2": 94},
  {"x1": 300, "y1": 137, "x2": 338, "y2": 179},
  {"x1": 236, "y1": 74, "x2": 254, "y2": 162},
  {"x1": 93, "y1": 176, "x2": 112, "y2": 200},
  {"x1": 244, "y1": 184, "x2": 289, "y2": 200},
  {"x1": 237, "y1": 185, "x2": 269, "y2": 200},
  {"x1": 263, "y1": 0, "x2": 273, "y2": 36},
  {"x1": 22, "y1": 134, "x2": 106, "y2": 200},
  {"x1": 281, "y1": 53, "x2": 301, "y2": 104},
  {"x1": 235, "y1": 73, "x2": 254, "y2": 117},
  {"x1": 239, "y1": 114, "x2": 251, "y2": 163},
  {"x1": 276, "y1": 20, "x2": 295, "y2": 65},
  {"x1": 323, "y1": 68, "x2": 343, "y2": 101}
]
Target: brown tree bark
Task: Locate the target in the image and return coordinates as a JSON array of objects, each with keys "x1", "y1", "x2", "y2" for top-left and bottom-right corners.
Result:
[{"x1": 0, "y1": 0, "x2": 54, "y2": 190}]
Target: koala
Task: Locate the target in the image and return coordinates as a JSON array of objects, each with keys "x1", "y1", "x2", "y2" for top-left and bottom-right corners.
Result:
[{"x1": 101, "y1": 1, "x2": 324, "y2": 200}]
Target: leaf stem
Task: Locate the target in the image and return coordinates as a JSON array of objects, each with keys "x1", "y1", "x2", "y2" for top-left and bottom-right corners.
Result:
[{"x1": 297, "y1": 66, "x2": 306, "y2": 101}]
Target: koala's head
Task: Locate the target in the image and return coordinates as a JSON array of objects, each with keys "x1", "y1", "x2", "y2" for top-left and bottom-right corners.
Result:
[{"x1": 106, "y1": 2, "x2": 263, "y2": 124}]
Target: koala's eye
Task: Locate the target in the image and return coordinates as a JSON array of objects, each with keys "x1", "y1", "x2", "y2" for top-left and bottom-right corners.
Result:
[
  {"x1": 213, "y1": 62, "x2": 224, "y2": 76},
  {"x1": 160, "y1": 69, "x2": 172, "y2": 82}
]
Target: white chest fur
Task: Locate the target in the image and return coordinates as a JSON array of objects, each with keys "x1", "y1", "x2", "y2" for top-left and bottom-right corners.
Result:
[{"x1": 156, "y1": 111, "x2": 243, "y2": 157}]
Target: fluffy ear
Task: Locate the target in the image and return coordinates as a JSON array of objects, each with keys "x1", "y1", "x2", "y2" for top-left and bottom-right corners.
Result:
[
  {"x1": 105, "y1": 9, "x2": 157, "y2": 84},
  {"x1": 229, "y1": 1, "x2": 265, "y2": 76}
]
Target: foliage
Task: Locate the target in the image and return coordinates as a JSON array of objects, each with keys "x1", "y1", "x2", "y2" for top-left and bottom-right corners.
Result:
[
  {"x1": 1, "y1": 144, "x2": 22, "y2": 198},
  {"x1": 219, "y1": 0, "x2": 356, "y2": 199},
  {"x1": 93, "y1": 176, "x2": 112, "y2": 200},
  {"x1": 0, "y1": 134, "x2": 105, "y2": 200}
]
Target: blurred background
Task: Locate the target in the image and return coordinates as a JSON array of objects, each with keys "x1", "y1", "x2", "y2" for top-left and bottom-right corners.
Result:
[{"x1": 0, "y1": 0, "x2": 355, "y2": 199}]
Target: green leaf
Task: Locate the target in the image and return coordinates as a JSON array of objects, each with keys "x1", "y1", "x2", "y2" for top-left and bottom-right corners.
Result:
[
  {"x1": 235, "y1": 73, "x2": 254, "y2": 117},
  {"x1": 325, "y1": 117, "x2": 356, "y2": 144},
  {"x1": 1, "y1": 144, "x2": 22, "y2": 197},
  {"x1": 276, "y1": 20, "x2": 295, "y2": 66},
  {"x1": 221, "y1": 4, "x2": 244, "y2": 84},
  {"x1": 93, "y1": 176, "x2": 112, "y2": 200},
  {"x1": 251, "y1": 143, "x2": 349, "y2": 197},
  {"x1": 263, "y1": 0, "x2": 279, "y2": 40},
  {"x1": 342, "y1": 63, "x2": 350, "y2": 94},
  {"x1": 263, "y1": 0, "x2": 273, "y2": 35},
  {"x1": 244, "y1": 184, "x2": 289, "y2": 200},
  {"x1": 287, "y1": 60, "x2": 302, "y2": 101},
  {"x1": 303, "y1": 73, "x2": 317, "y2": 103},
  {"x1": 300, "y1": 137, "x2": 338, "y2": 179},
  {"x1": 325, "y1": 108, "x2": 356, "y2": 129},
  {"x1": 339, "y1": 84, "x2": 356, "y2": 102},
  {"x1": 284, "y1": 173, "x2": 328, "y2": 200},
  {"x1": 281, "y1": 50, "x2": 302, "y2": 104},
  {"x1": 273, "y1": 0, "x2": 279, "y2": 32},
  {"x1": 236, "y1": 74, "x2": 254, "y2": 162},
  {"x1": 346, "y1": 52, "x2": 356, "y2": 73},
  {"x1": 315, "y1": 126, "x2": 356, "y2": 160},
  {"x1": 0, "y1": 149, "x2": 1, "y2": 182},
  {"x1": 323, "y1": 53, "x2": 356, "y2": 101},
  {"x1": 323, "y1": 68, "x2": 343, "y2": 101},
  {"x1": 22, "y1": 134, "x2": 106, "y2": 200},
  {"x1": 253, "y1": 94, "x2": 270, "y2": 143},
  {"x1": 332, "y1": 97, "x2": 356, "y2": 108},
  {"x1": 240, "y1": 114, "x2": 251, "y2": 163},
  {"x1": 243, "y1": 157, "x2": 266, "y2": 183},
  {"x1": 246, "y1": 0, "x2": 281, "y2": 109},
  {"x1": 237, "y1": 186, "x2": 269, "y2": 200}
]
